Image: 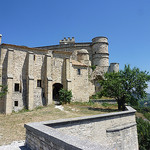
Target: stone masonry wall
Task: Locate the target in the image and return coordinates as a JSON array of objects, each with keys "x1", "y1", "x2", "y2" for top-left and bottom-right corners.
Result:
[
  {"x1": 56, "y1": 113, "x2": 138, "y2": 149},
  {"x1": 72, "y1": 65, "x2": 89, "y2": 102},
  {"x1": 25, "y1": 106, "x2": 138, "y2": 150},
  {"x1": 12, "y1": 50, "x2": 27, "y2": 111},
  {"x1": 33, "y1": 53, "x2": 46, "y2": 107},
  {"x1": 0, "y1": 48, "x2": 8, "y2": 112}
]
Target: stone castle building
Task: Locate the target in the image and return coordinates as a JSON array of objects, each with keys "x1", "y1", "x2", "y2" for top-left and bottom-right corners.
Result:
[{"x1": 0, "y1": 34, "x2": 119, "y2": 114}]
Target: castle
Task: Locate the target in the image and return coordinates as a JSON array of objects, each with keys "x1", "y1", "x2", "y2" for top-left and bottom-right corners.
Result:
[{"x1": 0, "y1": 35, "x2": 119, "y2": 114}]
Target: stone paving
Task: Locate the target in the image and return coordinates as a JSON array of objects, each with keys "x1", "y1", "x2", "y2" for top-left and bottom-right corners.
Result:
[{"x1": 0, "y1": 141, "x2": 29, "y2": 150}]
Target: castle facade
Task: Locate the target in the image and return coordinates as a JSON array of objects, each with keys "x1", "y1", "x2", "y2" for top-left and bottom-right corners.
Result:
[{"x1": 0, "y1": 35, "x2": 119, "y2": 114}]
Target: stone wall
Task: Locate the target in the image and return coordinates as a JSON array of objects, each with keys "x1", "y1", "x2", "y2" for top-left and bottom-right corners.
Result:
[
  {"x1": 72, "y1": 65, "x2": 89, "y2": 102},
  {"x1": 0, "y1": 36, "x2": 119, "y2": 114},
  {"x1": 24, "y1": 106, "x2": 138, "y2": 150},
  {"x1": 0, "y1": 45, "x2": 49, "y2": 112}
]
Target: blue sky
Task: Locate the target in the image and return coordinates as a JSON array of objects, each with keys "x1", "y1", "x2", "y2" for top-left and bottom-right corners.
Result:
[{"x1": 0, "y1": 0, "x2": 150, "y2": 92}]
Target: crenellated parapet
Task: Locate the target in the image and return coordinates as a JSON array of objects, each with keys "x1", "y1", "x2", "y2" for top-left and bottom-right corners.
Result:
[{"x1": 59, "y1": 37, "x2": 75, "y2": 45}]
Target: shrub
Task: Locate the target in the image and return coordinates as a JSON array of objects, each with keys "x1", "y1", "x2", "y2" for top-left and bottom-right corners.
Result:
[
  {"x1": 90, "y1": 65, "x2": 96, "y2": 71},
  {"x1": 59, "y1": 89, "x2": 72, "y2": 104},
  {"x1": 136, "y1": 117, "x2": 150, "y2": 150}
]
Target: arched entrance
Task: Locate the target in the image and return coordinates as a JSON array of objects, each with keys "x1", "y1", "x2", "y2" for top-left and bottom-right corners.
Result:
[{"x1": 53, "y1": 83, "x2": 63, "y2": 101}]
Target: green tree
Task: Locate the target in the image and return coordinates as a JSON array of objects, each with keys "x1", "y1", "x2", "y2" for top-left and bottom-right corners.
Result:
[{"x1": 99, "y1": 65, "x2": 150, "y2": 110}]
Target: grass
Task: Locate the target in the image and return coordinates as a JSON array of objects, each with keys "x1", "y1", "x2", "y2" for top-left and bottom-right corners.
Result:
[{"x1": 0, "y1": 102, "x2": 118, "y2": 146}]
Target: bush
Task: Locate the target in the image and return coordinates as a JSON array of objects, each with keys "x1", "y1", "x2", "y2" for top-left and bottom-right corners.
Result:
[
  {"x1": 136, "y1": 117, "x2": 150, "y2": 150},
  {"x1": 90, "y1": 65, "x2": 96, "y2": 71},
  {"x1": 59, "y1": 89, "x2": 72, "y2": 104},
  {"x1": 133, "y1": 106, "x2": 150, "y2": 121}
]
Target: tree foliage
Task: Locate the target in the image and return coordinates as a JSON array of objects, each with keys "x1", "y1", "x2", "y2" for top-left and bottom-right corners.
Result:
[
  {"x1": 99, "y1": 65, "x2": 150, "y2": 110},
  {"x1": 136, "y1": 117, "x2": 150, "y2": 150},
  {"x1": 59, "y1": 89, "x2": 72, "y2": 104}
]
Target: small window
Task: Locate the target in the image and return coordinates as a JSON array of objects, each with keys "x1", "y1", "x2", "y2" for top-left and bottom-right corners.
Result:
[
  {"x1": 14, "y1": 83, "x2": 19, "y2": 92},
  {"x1": 77, "y1": 69, "x2": 81, "y2": 75},
  {"x1": 37, "y1": 80, "x2": 42, "y2": 87},
  {"x1": 34, "y1": 55, "x2": 36, "y2": 61},
  {"x1": 14, "y1": 101, "x2": 18, "y2": 106}
]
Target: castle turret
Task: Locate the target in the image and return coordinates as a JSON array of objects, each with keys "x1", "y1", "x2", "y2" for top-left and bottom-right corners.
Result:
[
  {"x1": 92, "y1": 37, "x2": 109, "y2": 68},
  {"x1": 109, "y1": 63, "x2": 119, "y2": 72},
  {"x1": 77, "y1": 49, "x2": 91, "y2": 66}
]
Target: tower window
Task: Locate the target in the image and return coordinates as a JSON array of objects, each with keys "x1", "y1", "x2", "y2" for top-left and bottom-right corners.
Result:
[
  {"x1": 77, "y1": 69, "x2": 81, "y2": 75},
  {"x1": 14, "y1": 83, "x2": 19, "y2": 92},
  {"x1": 37, "y1": 80, "x2": 42, "y2": 87},
  {"x1": 14, "y1": 101, "x2": 18, "y2": 106}
]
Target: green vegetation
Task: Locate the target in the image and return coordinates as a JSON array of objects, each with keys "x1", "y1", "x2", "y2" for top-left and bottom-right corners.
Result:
[
  {"x1": 139, "y1": 93, "x2": 150, "y2": 107},
  {"x1": 136, "y1": 117, "x2": 150, "y2": 150},
  {"x1": 0, "y1": 85, "x2": 7, "y2": 97},
  {"x1": 134, "y1": 101, "x2": 150, "y2": 150},
  {"x1": 102, "y1": 102, "x2": 117, "y2": 107},
  {"x1": 134, "y1": 105, "x2": 150, "y2": 121},
  {"x1": 89, "y1": 93, "x2": 101, "y2": 99},
  {"x1": 99, "y1": 65, "x2": 150, "y2": 110},
  {"x1": 90, "y1": 65, "x2": 96, "y2": 71},
  {"x1": 59, "y1": 89, "x2": 72, "y2": 104}
]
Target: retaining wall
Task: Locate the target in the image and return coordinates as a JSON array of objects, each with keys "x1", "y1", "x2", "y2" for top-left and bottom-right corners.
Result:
[{"x1": 24, "y1": 106, "x2": 138, "y2": 150}]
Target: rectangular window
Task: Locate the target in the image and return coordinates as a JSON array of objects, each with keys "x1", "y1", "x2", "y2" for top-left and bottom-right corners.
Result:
[
  {"x1": 33, "y1": 55, "x2": 36, "y2": 61},
  {"x1": 14, "y1": 83, "x2": 19, "y2": 92},
  {"x1": 37, "y1": 80, "x2": 42, "y2": 87},
  {"x1": 77, "y1": 69, "x2": 81, "y2": 75},
  {"x1": 14, "y1": 101, "x2": 18, "y2": 106}
]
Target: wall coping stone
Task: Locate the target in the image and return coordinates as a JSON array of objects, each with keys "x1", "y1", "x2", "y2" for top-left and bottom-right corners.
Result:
[
  {"x1": 106, "y1": 122, "x2": 136, "y2": 132},
  {"x1": 24, "y1": 106, "x2": 136, "y2": 150}
]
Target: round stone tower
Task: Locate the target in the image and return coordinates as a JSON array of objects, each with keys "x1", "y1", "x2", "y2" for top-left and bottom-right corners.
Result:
[
  {"x1": 109, "y1": 63, "x2": 119, "y2": 72},
  {"x1": 92, "y1": 37, "x2": 109, "y2": 67}
]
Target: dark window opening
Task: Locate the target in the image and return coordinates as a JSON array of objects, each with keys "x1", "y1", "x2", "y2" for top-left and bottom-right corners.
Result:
[
  {"x1": 42, "y1": 92, "x2": 45, "y2": 98},
  {"x1": 34, "y1": 55, "x2": 36, "y2": 61},
  {"x1": 37, "y1": 80, "x2": 42, "y2": 87},
  {"x1": 14, "y1": 83, "x2": 19, "y2": 92},
  {"x1": 14, "y1": 101, "x2": 18, "y2": 106},
  {"x1": 77, "y1": 69, "x2": 81, "y2": 75}
]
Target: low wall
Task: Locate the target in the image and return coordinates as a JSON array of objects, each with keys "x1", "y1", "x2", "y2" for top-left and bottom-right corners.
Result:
[
  {"x1": 24, "y1": 106, "x2": 138, "y2": 150},
  {"x1": 91, "y1": 99, "x2": 117, "y2": 104}
]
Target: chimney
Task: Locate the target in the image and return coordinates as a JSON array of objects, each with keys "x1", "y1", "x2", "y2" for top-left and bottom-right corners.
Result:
[{"x1": 0, "y1": 34, "x2": 2, "y2": 45}]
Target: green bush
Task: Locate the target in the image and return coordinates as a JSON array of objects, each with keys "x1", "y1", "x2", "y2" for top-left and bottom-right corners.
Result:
[
  {"x1": 90, "y1": 65, "x2": 96, "y2": 71},
  {"x1": 133, "y1": 106, "x2": 150, "y2": 121},
  {"x1": 136, "y1": 117, "x2": 150, "y2": 150},
  {"x1": 59, "y1": 89, "x2": 72, "y2": 104}
]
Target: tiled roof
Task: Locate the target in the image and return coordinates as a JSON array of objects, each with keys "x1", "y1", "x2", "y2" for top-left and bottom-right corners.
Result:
[{"x1": 72, "y1": 60, "x2": 88, "y2": 67}]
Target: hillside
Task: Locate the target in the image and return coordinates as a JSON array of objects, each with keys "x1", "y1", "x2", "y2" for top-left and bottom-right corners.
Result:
[{"x1": 139, "y1": 93, "x2": 150, "y2": 107}]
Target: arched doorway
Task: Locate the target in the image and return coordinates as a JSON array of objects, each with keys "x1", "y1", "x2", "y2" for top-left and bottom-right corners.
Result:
[{"x1": 53, "y1": 83, "x2": 63, "y2": 101}]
